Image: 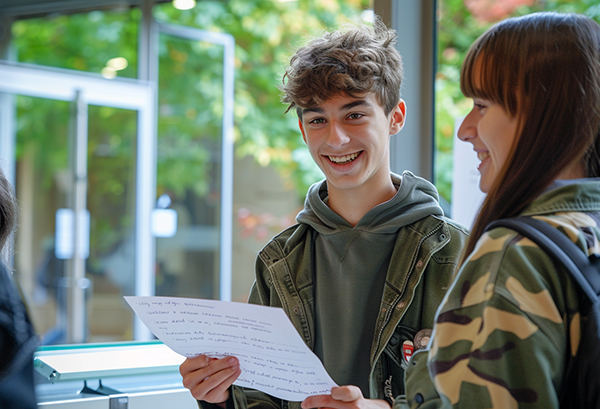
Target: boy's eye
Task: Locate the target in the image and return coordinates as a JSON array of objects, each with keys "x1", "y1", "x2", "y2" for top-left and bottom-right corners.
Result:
[
  {"x1": 309, "y1": 118, "x2": 326, "y2": 124},
  {"x1": 348, "y1": 113, "x2": 363, "y2": 120}
]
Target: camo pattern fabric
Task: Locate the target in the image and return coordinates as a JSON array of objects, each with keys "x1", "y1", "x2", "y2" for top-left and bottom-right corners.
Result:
[{"x1": 404, "y1": 180, "x2": 600, "y2": 409}]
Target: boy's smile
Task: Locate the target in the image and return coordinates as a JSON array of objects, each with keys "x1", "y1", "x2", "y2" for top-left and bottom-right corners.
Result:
[
  {"x1": 298, "y1": 93, "x2": 405, "y2": 201},
  {"x1": 327, "y1": 151, "x2": 361, "y2": 165}
]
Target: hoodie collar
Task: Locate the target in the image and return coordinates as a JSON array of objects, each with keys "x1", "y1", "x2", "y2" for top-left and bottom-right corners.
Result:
[{"x1": 296, "y1": 171, "x2": 444, "y2": 235}]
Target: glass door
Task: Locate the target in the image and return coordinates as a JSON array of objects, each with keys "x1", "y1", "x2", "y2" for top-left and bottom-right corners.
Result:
[
  {"x1": 154, "y1": 23, "x2": 234, "y2": 301},
  {"x1": 0, "y1": 61, "x2": 155, "y2": 343}
]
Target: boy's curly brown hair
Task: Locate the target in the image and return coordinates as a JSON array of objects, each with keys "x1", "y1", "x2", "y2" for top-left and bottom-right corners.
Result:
[{"x1": 280, "y1": 17, "x2": 404, "y2": 118}]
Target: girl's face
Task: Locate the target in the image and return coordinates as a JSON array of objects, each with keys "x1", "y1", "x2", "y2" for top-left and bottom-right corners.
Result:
[{"x1": 457, "y1": 61, "x2": 520, "y2": 193}]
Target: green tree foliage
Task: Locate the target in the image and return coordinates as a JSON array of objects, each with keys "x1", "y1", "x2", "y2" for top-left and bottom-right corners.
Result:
[{"x1": 12, "y1": 9, "x2": 139, "y2": 78}]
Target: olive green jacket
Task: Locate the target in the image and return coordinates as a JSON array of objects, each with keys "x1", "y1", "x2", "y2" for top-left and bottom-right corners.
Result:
[{"x1": 229, "y1": 211, "x2": 467, "y2": 409}]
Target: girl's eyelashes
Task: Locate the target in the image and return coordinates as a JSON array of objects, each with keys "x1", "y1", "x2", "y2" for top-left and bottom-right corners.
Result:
[
  {"x1": 473, "y1": 99, "x2": 485, "y2": 107},
  {"x1": 473, "y1": 101, "x2": 488, "y2": 112}
]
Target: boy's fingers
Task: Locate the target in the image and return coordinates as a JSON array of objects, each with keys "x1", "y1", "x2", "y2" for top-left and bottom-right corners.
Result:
[
  {"x1": 301, "y1": 394, "x2": 332, "y2": 409},
  {"x1": 181, "y1": 355, "x2": 239, "y2": 398},
  {"x1": 331, "y1": 386, "x2": 362, "y2": 402},
  {"x1": 180, "y1": 355, "x2": 210, "y2": 375},
  {"x1": 201, "y1": 367, "x2": 242, "y2": 403}
]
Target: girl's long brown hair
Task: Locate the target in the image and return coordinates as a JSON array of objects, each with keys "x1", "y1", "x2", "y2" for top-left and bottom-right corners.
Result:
[{"x1": 460, "y1": 12, "x2": 600, "y2": 262}]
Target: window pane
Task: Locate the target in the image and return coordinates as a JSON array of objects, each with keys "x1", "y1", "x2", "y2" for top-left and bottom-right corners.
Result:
[
  {"x1": 155, "y1": 32, "x2": 225, "y2": 299},
  {"x1": 11, "y1": 8, "x2": 139, "y2": 79}
]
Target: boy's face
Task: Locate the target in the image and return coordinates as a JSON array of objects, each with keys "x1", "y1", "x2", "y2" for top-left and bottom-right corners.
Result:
[{"x1": 299, "y1": 92, "x2": 405, "y2": 196}]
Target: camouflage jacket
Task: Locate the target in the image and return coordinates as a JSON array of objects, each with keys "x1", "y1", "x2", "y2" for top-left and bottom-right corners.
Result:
[{"x1": 405, "y1": 180, "x2": 600, "y2": 408}]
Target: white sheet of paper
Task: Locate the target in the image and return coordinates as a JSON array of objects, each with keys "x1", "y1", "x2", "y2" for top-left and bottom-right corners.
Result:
[{"x1": 124, "y1": 296, "x2": 338, "y2": 401}]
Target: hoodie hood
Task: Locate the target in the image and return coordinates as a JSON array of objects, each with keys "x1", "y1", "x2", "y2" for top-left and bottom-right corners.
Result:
[{"x1": 296, "y1": 171, "x2": 444, "y2": 235}]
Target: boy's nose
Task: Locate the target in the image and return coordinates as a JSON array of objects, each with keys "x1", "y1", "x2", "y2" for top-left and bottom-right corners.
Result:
[{"x1": 327, "y1": 122, "x2": 351, "y2": 147}]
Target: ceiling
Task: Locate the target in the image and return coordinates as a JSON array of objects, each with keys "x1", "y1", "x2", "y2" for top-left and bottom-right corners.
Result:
[{"x1": 0, "y1": 0, "x2": 171, "y2": 18}]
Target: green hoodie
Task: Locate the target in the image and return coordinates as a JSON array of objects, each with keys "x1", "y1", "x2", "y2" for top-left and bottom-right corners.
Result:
[{"x1": 298, "y1": 172, "x2": 447, "y2": 395}]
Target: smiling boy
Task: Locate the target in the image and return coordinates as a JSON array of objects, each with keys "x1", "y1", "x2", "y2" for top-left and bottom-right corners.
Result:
[
  {"x1": 180, "y1": 18, "x2": 468, "y2": 409},
  {"x1": 298, "y1": 92, "x2": 402, "y2": 225}
]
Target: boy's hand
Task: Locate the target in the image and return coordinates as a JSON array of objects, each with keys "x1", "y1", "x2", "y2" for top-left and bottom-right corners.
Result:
[
  {"x1": 180, "y1": 355, "x2": 241, "y2": 406},
  {"x1": 301, "y1": 385, "x2": 392, "y2": 409}
]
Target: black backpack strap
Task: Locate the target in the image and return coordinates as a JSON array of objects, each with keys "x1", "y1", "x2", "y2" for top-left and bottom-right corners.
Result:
[{"x1": 485, "y1": 216, "x2": 600, "y2": 302}]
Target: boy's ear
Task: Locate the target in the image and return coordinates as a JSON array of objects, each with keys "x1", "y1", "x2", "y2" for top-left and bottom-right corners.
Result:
[
  {"x1": 298, "y1": 119, "x2": 308, "y2": 144},
  {"x1": 389, "y1": 100, "x2": 406, "y2": 135}
]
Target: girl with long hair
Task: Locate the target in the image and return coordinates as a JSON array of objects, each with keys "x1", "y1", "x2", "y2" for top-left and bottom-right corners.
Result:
[{"x1": 405, "y1": 12, "x2": 600, "y2": 408}]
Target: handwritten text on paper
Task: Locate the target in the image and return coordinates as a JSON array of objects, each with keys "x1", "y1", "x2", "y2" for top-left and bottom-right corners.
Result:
[{"x1": 124, "y1": 296, "x2": 337, "y2": 401}]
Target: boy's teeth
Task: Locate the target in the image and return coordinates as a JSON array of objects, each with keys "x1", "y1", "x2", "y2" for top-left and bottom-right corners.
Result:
[
  {"x1": 477, "y1": 151, "x2": 490, "y2": 161},
  {"x1": 329, "y1": 152, "x2": 359, "y2": 164}
]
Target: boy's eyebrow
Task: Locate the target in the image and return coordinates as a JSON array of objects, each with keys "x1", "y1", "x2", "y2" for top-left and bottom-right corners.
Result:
[
  {"x1": 301, "y1": 99, "x2": 371, "y2": 116},
  {"x1": 341, "y1": 99, "x2": 371, "y2": 111},
  {"x1": 302, "y1": 106, "x2": 325, "y2": 115}
]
